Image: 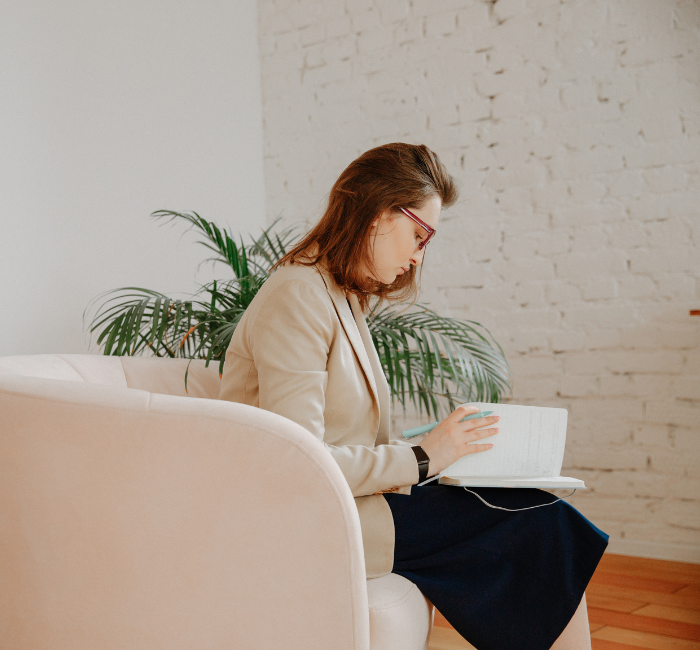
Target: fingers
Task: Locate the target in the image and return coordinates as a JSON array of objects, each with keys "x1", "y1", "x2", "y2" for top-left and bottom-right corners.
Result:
[
  {"x1": 464, "y1": 443, "x2": 494, "y2": 455},
  {"x1": 448, "y1": 405, "x2": 480, "y2": 424},
  {"x1": 466, "y1": 427, "x2": 498, "y2": 443},
  {"x1": 461, "y1": 414, "x2": 499, "y2": 431}
]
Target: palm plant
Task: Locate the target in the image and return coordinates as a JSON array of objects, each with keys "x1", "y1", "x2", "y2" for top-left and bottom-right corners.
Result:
[{"x1": 84, "y1": 211, "x2": 510, "y2": 419}]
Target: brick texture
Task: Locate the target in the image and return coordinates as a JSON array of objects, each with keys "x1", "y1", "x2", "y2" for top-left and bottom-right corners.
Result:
[{"x1": 257, "y1": 0, "x2": 700, "y2": 559}]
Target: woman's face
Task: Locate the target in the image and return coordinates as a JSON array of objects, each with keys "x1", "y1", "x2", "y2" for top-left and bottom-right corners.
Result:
[{"x1": 366, "y1": 195, "x2": 442, "y2": 284}]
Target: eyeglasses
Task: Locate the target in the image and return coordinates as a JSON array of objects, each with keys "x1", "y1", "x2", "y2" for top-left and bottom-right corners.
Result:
[{"x1": 398, "y1": 207, "x2": 435, "y2": 250}]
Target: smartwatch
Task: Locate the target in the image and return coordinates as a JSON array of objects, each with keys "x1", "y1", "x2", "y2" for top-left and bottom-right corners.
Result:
[{"x1": 411, "y1": 445, "x2": 430, "y2": 484}]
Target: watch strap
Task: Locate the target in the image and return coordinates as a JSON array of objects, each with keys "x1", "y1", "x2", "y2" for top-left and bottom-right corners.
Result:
[{"x1": 411, "y1": 445, "x2": 430, "y2": 484}]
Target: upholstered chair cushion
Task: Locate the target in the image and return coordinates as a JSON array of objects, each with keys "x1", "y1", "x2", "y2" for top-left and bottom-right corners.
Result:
[{"x1": 367, "y1": 573, "x2": 433, "y2": 650}]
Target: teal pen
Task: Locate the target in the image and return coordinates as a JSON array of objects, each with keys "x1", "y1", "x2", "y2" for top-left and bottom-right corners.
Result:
[{"x1": 402, "y1": 411, "x2": 494, "y2": 439}]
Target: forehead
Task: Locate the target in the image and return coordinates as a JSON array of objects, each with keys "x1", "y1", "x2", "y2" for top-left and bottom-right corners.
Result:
[{"x1": 410, "y1": 195, "x2": 441, "y2": 229}]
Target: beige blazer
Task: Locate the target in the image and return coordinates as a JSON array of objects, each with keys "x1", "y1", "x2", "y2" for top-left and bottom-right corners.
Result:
[{"x1": 218, "y1": 261, "x2": 419, "y2": 578}]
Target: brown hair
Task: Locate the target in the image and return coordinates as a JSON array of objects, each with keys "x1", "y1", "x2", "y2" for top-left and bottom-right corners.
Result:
[{"x1": 274, "y1": 143, "x2": 458, "y2": 311}]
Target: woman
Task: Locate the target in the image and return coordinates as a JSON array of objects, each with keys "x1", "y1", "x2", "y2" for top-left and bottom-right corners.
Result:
[{"x1": 219, "y1": 143, "x2": 608, "y2": 650}]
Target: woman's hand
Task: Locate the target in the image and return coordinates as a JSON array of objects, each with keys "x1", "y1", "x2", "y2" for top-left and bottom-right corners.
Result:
[{"x1": 419, "y1": 406, "x2": 499, "y2": 477}]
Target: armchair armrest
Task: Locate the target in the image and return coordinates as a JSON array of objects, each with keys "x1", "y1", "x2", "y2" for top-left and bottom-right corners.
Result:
[{"x1": 0, "y1": 375, "x2": 370, "y2": 650}]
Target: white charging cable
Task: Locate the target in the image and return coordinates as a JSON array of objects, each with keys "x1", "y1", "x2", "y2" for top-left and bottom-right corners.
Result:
[{"x1": 462, "y1": 487, "x2": 577, "y2": 512}]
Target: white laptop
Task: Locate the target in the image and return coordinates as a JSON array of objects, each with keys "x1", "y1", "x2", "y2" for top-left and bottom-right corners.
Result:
[{"x1": 437, "y1": 402, "x2": 585, "y2": 490}]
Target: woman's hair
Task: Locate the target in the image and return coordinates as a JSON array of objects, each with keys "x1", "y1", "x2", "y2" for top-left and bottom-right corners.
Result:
[{"x1": 274, "y1": 142, "x2": 458, "y2": 311}]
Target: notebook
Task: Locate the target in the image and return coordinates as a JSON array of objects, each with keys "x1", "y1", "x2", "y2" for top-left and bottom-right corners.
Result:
[{"x1": 437, "y1": 402, "x2": 585, "y2": 489}]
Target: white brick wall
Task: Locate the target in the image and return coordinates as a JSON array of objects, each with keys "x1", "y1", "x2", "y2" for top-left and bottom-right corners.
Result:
[{"x1": 257, "y1": 0, "x2": 700, "y2": 561}]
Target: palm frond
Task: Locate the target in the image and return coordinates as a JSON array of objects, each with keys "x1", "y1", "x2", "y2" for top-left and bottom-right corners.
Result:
[
  {"x1": 368, "y1": 303, "x2": 510, "y2": 420},
  {"x1": 245, "y1": 217, "x2": 299, "y2": 273},
  {"x1": 151, "y1": 211, "x2": 298, "y2": 278}
]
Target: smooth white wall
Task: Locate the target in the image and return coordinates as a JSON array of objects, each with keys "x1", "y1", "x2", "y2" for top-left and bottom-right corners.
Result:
[{"x1": 0, "y1": 0, "x2": 266, "y2": 355}]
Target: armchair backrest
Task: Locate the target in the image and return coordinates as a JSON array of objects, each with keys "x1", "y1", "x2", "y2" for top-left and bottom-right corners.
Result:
[{"x1": 0, "y1": 354, "x2": 221, "y2": 398}]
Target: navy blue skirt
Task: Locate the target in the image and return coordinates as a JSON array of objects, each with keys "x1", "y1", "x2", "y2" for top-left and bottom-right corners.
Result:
[{"x1": 384, "y1": 485, "x2": 608, "y2": 650}]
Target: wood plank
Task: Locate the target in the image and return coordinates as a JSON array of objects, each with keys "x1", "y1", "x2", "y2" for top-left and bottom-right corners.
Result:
[
  {"x1": 590, "y1": 571, "x2": 687, "y2": 594},
  {"x1": 681, "y1": 586, "x2": 700, "y2": 598},
  {"x1": 600, "y1": 555, "x2": 700, "y2": 583},
  {"x1": 586, "y1": 583, "x2": 700, "y2": 610},
  {"x1": 592, "y1": 639, "x2": 647, "y2": 650},
  {"x1": 635, "y1": 604, "x2": 700, "y2": 625},
  {"x1": 591, "y1": 622, "x2": 607, "y2": 633},
  {"x1": 586, "y1": 593, "x2": 647, "y2": 613},
  {"x1": 428, "y1": 625, "x2": 476, "y2": 650},
  {"x1": 588, "y1": 607, "x2": 700, "y2": 641},
  {"x1": 592, "y1": 626, "x2": 700, "y2": 650}
]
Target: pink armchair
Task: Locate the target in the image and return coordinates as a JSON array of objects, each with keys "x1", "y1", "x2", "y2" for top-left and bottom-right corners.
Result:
[{"x1": 0, "y1": 355, "x2": 433, "y2": 650}]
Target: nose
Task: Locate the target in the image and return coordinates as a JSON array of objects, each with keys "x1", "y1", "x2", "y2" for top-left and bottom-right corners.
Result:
[{"x1": 409, "y1": 247, "x2": 426, "y2": 267}]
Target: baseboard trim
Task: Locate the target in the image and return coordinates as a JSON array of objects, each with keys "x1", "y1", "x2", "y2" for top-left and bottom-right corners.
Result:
[{"x1": 606, "y1": 539, "x2": 700, "y2": 564}]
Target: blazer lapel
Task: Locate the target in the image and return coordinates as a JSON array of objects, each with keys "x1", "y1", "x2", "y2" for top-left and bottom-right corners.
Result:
[
  {"x1": 315, "y1": 265, "x2": 394, "y2": 444},
  {"x1": 316, "y1": 267, "x2": 380, "y2": 407},
  {"x1": 347, "y1": 292, "x2": 392, "y2": 445}
]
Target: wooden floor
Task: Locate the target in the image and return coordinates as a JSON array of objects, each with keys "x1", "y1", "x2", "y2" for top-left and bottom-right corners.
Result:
[{"x1": 428, "y1": 554, "x2": 700, "y2": 650}]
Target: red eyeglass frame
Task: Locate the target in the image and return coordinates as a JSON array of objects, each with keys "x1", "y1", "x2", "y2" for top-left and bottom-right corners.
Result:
[{"x1": 398, "y1": 207, "x2": 435, "y2": 250}]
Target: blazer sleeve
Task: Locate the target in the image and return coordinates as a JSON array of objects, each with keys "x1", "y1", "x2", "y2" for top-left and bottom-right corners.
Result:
[{"x1": 251, "y1": 278, "x2": 419, "y2": 497}]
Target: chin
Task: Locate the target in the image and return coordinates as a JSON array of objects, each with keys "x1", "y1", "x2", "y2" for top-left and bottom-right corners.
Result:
[{"x1": 374, "y1": 268, "x2": 402, "y2": 285}]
